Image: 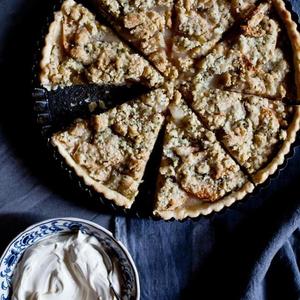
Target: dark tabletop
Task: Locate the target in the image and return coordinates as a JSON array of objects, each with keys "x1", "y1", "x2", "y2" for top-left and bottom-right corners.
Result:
[{"x1": 1, "y1": 1, "x2": 300, "y2": 300}]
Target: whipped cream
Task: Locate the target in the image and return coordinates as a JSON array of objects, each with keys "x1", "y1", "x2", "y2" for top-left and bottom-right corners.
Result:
[{"x1": 12, "y1": 231, "x2": 120, "y2": 300}]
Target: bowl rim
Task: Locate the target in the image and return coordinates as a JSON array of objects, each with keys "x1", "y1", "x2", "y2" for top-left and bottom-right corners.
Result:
[{"x1": 0, "y1": 217, "x2": 140, "y2": 300}]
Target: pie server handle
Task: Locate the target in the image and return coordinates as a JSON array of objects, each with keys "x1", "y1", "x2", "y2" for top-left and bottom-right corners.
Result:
[{"x1": 32, "y1": 84, "x2": 148, "y2": 133}]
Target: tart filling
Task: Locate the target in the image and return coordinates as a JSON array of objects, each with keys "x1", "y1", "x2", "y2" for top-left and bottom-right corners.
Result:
[
  {"x1": 40, "y1": 0, "x2": 164, "y2": 90},
  {"x1": 193, "y1": 3, "x2": 292, "y2": 99},
  {"x1": 95, "y1": 0, "x2": 178, "y2": 79},
  {"x1": 191, "y1": 89, "x2": 294, "y2": 181},
  {"x1": 172, "y1": 0, "x2": 256, "y2": 74},
  {"x1": 154, "y1": 92, "x2": 254, "y2": 220},
  {"x1": 52, "y1": 88, "x2": 172, "y2": 208}
]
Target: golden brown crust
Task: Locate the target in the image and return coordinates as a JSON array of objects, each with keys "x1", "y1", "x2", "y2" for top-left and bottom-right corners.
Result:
[
  {"x1": 40, "y1": 10, "x2": 63, "y2": 89},
  {"x1": 154, "y1": 182, "x2": 255, "y2": 220},
  {"x1": 52, "y1": 140, "x2": 133, "y2": 208}
]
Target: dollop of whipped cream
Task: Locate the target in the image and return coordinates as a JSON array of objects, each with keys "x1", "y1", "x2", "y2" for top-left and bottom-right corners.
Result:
[{"x1": 12, "y1": 231, "x2": 119, "y2": 300}]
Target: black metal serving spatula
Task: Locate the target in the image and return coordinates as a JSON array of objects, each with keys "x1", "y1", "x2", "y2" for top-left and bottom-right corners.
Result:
[{"x1": 32, "y1": 84, "x2": 149, "y2": 135}]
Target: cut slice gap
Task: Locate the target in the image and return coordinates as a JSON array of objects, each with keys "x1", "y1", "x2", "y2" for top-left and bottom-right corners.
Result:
[
  {"x1": 94, "y1": 0, "x2": 178, "y2": 79},
  {"x1": 175, "y1": 88, "x2": 256, "y2": 184},
  {"x1": 51, "y1": 87, "x2": 173, "y2": 209},
  {"x1": 190, "y1": 89, "x2": 299, "y2": 185},
  {"x1": 40, "y1": 0, "x2": 164, "y2": 90},
  {"x1": 130, "y1": 124, "x2": 166, "y2": 217},
  {"x1": 171, "y1": 0, "x2": 257, "y2": 76},
  {"x1": 154, "y1": 91, "x2": 254, "y2": 220},
  {"x1": 192, "y1": 2, "x2": 295, "y2": 100}
]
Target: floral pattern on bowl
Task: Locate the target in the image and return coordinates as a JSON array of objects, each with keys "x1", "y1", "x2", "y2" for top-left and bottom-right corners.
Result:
[{"x1": 0, "y1": 218, "x2": 140, "y2": 300}]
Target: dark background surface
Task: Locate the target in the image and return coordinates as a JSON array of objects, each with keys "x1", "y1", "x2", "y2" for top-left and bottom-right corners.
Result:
[{"x1": 0, "y1": 1, "x2": 300, "y2": 299}]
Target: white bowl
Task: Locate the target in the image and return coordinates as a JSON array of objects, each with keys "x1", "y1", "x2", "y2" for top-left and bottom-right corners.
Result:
[{"x1": 0, "y1": 217, "x2": 140, "y2": 300}]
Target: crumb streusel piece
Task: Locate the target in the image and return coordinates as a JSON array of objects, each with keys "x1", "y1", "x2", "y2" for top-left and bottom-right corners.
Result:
[
  {"x1": 172, "y1": 0, "x2": 256, "y2": 74},
  {"x1": 52, "y1": 88, "x2": 172, "y2": 208},
  {"x1": 193, "y1": 3, "x2": 291, "y2": 98},
  {"x1": 154, "y1": 91, "x2": 250, "y2": 215},
  {"x1": 96, "y1": 0, "x2": 178, "y2": 79},
  {"x1": 40, "y1": 0, "x2": 164, "y2": 90},
  {"x1": 191, "y1": 89, "x2": 293, "y2": 176}
]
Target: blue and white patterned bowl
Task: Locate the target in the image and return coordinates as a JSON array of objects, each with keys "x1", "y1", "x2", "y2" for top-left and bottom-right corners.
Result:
[{"x1": 0, "y1": 217, "x2": 140, "y2": 300}]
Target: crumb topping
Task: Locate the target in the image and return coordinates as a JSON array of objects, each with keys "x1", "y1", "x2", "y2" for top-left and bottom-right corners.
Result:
[
  {"x1": 172, "y1": 0, "x2": 256, "y2": 72},
  {"x1": 97, "y1": 0, "x2": 177, "y2": 79},
  {"x1": 193, "y1": 3, "x2": 291, "y2": 98},
  {"x1": 41, "y1": 0, "x2": 164, "y2": 90},
  {"x1": 52, "y1": 88, "x2": 170, "y2": 202},
  {"x1": 191, "y1": 89, "x2": 292, "y2": 174},
  {"x1": 156, "y1": 92, "x2": 248, "y2": 211}
]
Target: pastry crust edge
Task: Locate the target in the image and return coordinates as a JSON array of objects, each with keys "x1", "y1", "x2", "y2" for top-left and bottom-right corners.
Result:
[
  {"x1": 253, "y1": 0, "x2": 300, "y2": 184},
  {"x1": 154, "y1": 181, "x2": 255, "y2": 221},
  {"x1": 51, "y1": 138, "x2": 135, "y2": 209},
  {"x1": 39, "y1": 0, "x2": 165, "y2": 90},
  {"x1": 39, "y1": 7, "x2": 64, "y2": 91}
]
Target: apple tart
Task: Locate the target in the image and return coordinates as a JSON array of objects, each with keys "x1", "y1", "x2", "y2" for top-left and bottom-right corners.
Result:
[{"x1": 40, "y1": 0, "x2": 300, "y2": 219}]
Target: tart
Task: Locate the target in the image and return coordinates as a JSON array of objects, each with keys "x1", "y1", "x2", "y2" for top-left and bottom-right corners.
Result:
[
  {"x1": 41, "y1": 0, "x2": 300, "y2": 219},
  {"x1": 51, "y1": 88, "x2": 172, "y2": 208},
  {"x1": 154, "y1": 91, "x2": 254, "y2": 219},
  {"x1": 40, "y1": 0, "x2": 164, "y2": 90}
]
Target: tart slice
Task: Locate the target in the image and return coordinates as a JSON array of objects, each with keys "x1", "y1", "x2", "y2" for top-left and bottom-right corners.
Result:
[
  {"x1": 52, "y1": 88, "x2": 172, "y2": 208},
  {"x1": 191, "y1": 89, "x2": 299, "y2": 184},
  {"x1": 95, "y1": 0, "x2": 178, "y2": 79},
  {"x1": 40, "y1": 0, "x2": 164, "y2": 90},
  {"x1": 154, "y1": 91, "x2": 254, "y2": 220},
  {"x1": 193, "y1": 2, "x2": 293, "y2": 99},
  {"x1": 172, "y1": 0, "x2": 256, "y2": 74}
]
